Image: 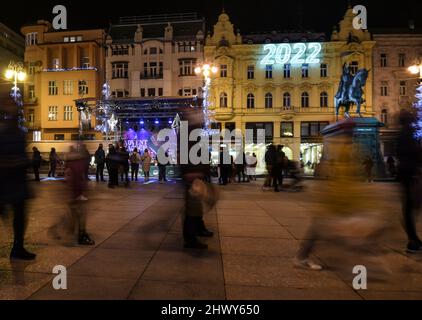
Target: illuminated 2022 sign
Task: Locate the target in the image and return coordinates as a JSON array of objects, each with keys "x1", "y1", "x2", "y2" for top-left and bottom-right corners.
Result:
[{"x1": 260, "y1": 43, "x2": 322, "y2": 65}]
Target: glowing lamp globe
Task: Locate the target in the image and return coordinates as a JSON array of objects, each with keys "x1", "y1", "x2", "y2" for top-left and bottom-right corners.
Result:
[
  {"x1": 5, "y1": 69, "x2": 14, "y2": 79},
  {"x1": 17, "y1": 71, "x2": 26, "y2": 81},
  {"x1": 211, "y1": 66, "x2": 218, "y2": 74},
  {"x1": 194, "y1": 67, "x2": 201, "y2": 75},
  {"x1": 203, "y1": 64, "x2": 210, "y2": 70},
  {"x1": 408, "y1": 65, "x2": 420, "y2": 75}
]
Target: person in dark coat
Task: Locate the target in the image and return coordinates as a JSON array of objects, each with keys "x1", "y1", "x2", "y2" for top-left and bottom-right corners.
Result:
[
  {"x1": 106, "y1": 144, "x2": 119, "y2": 188},
  {"x1": 48, "y1": 147, "x2": 59, "y2": 178},
  {"x1": 397, "y1": 109, "x2": 422, "y2": 253},
  {"x1": 0, "y1": 96, "x2": 36, "y2": 260},
  {"x1": 94, "y1": 143, "x2": 106, "y2": 182},
  {"x1": 32, "y1": 146, "x2": 42, "y2": 181},
  {"x1": 119, "y1": 146, "x2": 130, "y2": 186}
]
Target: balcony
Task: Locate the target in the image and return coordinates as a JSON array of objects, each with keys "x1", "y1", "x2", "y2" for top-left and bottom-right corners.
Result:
[
  {"x1": 140, "y1": 73, "x2": 163, "y2": 80},
  {"x1": 24, "y1": 97, "x2": 38, "y2": 105},
  {"x1": 242, "y1": 107, "x2": 335, "y2": 115}
]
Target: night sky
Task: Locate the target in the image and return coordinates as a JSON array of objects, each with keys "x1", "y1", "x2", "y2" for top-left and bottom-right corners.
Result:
[{"x1": 1, "y1": 0, "x2": 421, "y2": 35}]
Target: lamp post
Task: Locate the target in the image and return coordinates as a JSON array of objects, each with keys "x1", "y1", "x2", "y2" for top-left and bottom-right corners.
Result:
[
  {"x1": 5, "y1": 61, "x2": 26, "y2": 101},
  {"x1": 194, "y1": 63, "x2": 218, "y2": 132}
]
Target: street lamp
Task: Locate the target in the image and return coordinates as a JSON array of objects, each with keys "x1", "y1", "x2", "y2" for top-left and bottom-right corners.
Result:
[
  {"x1": 194, "y1": 63, "x2": 218, "y2": 133},
  {"x1": 5, "y1": 61, "x2": 26, "y2": 101},
  {"x1": 408, "y1": 61, "x2": 422, "y2": 79}
]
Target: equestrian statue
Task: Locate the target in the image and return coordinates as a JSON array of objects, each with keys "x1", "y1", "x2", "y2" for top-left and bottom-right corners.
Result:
[{"x1": 335, "y1": 63, "x2": 370, "y2": 120}]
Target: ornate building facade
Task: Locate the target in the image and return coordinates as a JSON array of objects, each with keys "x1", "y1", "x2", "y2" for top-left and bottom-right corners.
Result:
[
  {"x1": 21, "y1": 20, "x2": 105, "y2": 141},
  {"x1": 372, "y1": 28, "x2": 422, "y2": 157},
  {"x1": 105, "y1": 13, "x2": 205, "y2": 99},
  {"x1": 204, "y1": 8, "x2": 375, "y2": 173}
]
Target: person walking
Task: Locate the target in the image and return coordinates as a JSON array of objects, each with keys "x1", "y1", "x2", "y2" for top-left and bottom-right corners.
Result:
[
  {"x1": 235, "y1": 152, "x2": 249, "y2": 183},
  {"x1": 119, "y1": 146, "x2": 130, "y2": 186},
  {"x1": 397, "y1": 109, "x2": 422, "y2": 253},
  {"x1": 32, "y1": 146, "x2": 42, "y2": 182},
  {"x1": 141, "y1": 149, "x2": 152, "y2": 181},
  {"x1": 48, "y1": 147, "x2": 59, "y2": 178},
  {"x1": 80, "y1": 144, "x2": 91, "y2": 181},
  {"x1": 106, "y1": 144, "x2": 119, "y2": 188},
  {"x1": 130, "y1": 148, "x2": 141, "y2": 181},
  {"x1": 363, "y1": 155, "x2": 374, "y2": 182},
  {"x1": 0, "y1": 95, "x2": 36, "y2": 260},
  {"x1": 263, "y1": 144, "x2": 276, "y2": 190},
  {"x1": 275, "y1": 145, "x2": 286, "y2": 191},
  {"x1": 157, "y1": 149, "x2": 168, "y2": 184},
  {"x1": 246, "y1": 152, "x2": 258, "y2": 181},
  {"x1": 387, "y1": 155, "x2": 396, "y2": 178},
  {"x1": 94, "y1": 144, "x2": 106, "y2": 182}
]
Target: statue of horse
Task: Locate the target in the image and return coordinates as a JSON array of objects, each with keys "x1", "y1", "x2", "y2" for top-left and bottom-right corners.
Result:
[{"x1": 335, "y1": 68, "x2": 369, "y2": 119}]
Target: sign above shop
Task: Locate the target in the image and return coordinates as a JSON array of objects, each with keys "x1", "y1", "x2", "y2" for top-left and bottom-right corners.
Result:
[{"x1": 260, "y1": 43, "x2": 322, "y2": 65}]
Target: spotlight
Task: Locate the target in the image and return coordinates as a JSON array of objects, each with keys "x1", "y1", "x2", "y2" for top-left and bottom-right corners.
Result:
[
  {"x1": 140, "y1": 119, "x2": 145, "y2": 125},
  {"x1": 168, "y1": 119, "x2": 173, "y2": 124},
  {"x1": 155, "y1": 119, "x2": 159, "y2": 125}
]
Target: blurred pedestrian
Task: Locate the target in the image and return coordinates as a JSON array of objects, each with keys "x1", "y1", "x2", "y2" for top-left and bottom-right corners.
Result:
[
  {"x1": 94, "y1": 143, "x2": 106, "y2": 182},
  {"x1": 48, "y1": 147, "x2": 59, "y2": 178},
  {"x1": 32, "y1": 146, "x2": 42, "y2": 182},
  {"x1": 397, "y1": 109, "x2": 422, "y2": 253},
  {"x1": 80, "y1": 143, "x2": 91, "y2": 181},
  {"x1": 387, "y1": 155, "x2": 396, "y2": 178},
  {"x1": 106, "y1": 144, "x2": 119, "y2": 188},
  {"x1": 0, "y1": 96, "x2": 36, "y2": 260},
  {"x1": 246, "y1": 152, "x2": 257, "y2": 181},
  {"x1": 157, "y1": 149, "x2": 168, "y2": 184},
  {"x1": 363, "y1": 155, "x2": 374, "y2": 182},
  {"x1": 263, "y1": 144, "x2": 276, "y2": 190},
  {"x1": 141, "y1": 149, "x2": 152, "y2": 181},
  {"x1": 235, "y1": 152, "x2": 249, "y2": 183},
  {"x1": 130, "y1": 148, "x2": 141, "y2": 181},
  {"x1": 119, "y1": 146, "x2": 130, "y2": 186}
]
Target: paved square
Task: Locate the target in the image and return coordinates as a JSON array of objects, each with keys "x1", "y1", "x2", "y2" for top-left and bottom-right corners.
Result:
[{"x1": 1, "y1": 178, "x2": 421, "y2": 300}]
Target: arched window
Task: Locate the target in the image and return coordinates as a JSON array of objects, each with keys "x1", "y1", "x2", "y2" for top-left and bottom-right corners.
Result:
[
  {"x1": 283, "y1": 92, "x2": 291, "y2": 109},
  {"x1": 381, "y1": 109, "x2": 388, "y2": 125},
  {"x1": 220, "y1": 92, "x2": 228, "y2": 108},
  {"x1": 320, "y1": 91, "x2": 328, "y2": 107},
  {"x1": 247, "y1": 93, "x2": 255, "y2": 109},
  {"x1": 301, "y1": 92, "x2": 309, "y2": 108},
  {"x1": 265, "y1": 93, "x2": 273, "y2": 108}
]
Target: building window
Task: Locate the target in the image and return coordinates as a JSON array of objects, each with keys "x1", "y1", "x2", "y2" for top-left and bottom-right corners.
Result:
[
  {"x1": 27, "y1": 109, "x2": 35, "y2": 123},
  {"x1": 301, "y1": 64, "x2": 309, "y2": 78},
  {"x1": 78, "y1": 80, "x2": 88, "y2": 95},
  {"x1": 115, "y1": 90, "x2": 128, "y2": 98},
  {"x1": 381, "y1": 82, "x2": 388, "y2": 96},
  {"x1": 148, "y1": 88, "x2": 156, "y2": 97},
  {"x1": 140, "y1": 88, "x2": 146, "y2": 97},
  {"x1": 301, "y1": 122, "x2": 329, "y2": 137},
  {"x1": 265, "y1": 65, "x2": 273, "y2": 79},
  {"x1": 380, "y1": 53, "x2": 387, "y2": 67},
  {"x1": 33, "y1": 131, "x2": 41, "y2": 141},
  {"x1": 381, "y1": 109, "x2": 388, "y2": 125},
  {"x1": 247, "y1": 93, "x2": 255, "y2": 109},
  {"x1": 247, "y1": 65, "x2": 255, "y2": 79},
  {"x1": 179, "y1": 59, "x2": 195, "y2": 76},
  {"x1": 400, "y1": 81, "x2": 407, "y2": 96},
  {"x1": 220, "y1": 92, "x2": 228, "y2": 108},
  {"x1": 399, "y1": 53, "x2": 406, "y2": 68},
  {"x1": 178, "y1": 42, "x2": 196, "y2": 52},
  {"x1": 158, "y1": 88, "x2": 163, "y2": 96},
  {"x1": 52, "y1": 58, "x2": 60, "y2": 69},
  {"x1": 149, "y1": 62, "x2": 158, "y2": 77},
  {"x1": 220, "y1": 64, "x2": 228, "y2": 78},
  {"x1": 112, "y1": 62, "x2": 128, "y2": 79},
  {"x1": 28, "y1": 62, "x2": 36, "y2": 75},
  {"x1": 81, "y1": 57, "x2": 90, "y2": 69},
  {"x1": 48, "y1": 106, "x2": 58, "y2": 121},
  {"x1": 281, "y1": 122, "x2": 294, "y2": 137},
  {"x1": 350, "y1": 61, "x2": 359, "y2": 75},
  {"x1": 48, "y1": 81, "x2": 58, "y2": 96},
  {"x1": 245, "y1": 122, "x2": 274, "y2": 143},
  {"x1": 64, "y1": 106, "x2": 73, "y2": 121},
  {"x1": 112, "y1": 46, "x2": 129, "y2": 56},
  {"x1": 63, "y1": 80, "x2": 73, "y2": 95},
  {"x1": 265, "y1": 93, "x2": 273, "y2": 108},
  {"x1": 54, "y1": 134, "x2": 65, "y2": 141},
  {"x1": 320, "y1": 91, "x2": 328, "y2": 107},
  {"x1": 283, "y1": 92, "x2": 291, "y2": 109},
  {"x1": 26, "y1": 32, "x2": 37, "y2": 46},
  {"x1": 149, "y1": 47, "x2": 157, "y2": 55},
  {"x1": 320, "y1": 63, "x2": 328, "y2": 78},
  {"x1": 283, "y1": 64, "x2": 291, "y2": 78},
  {"x1": 301, "y1": 92, "x2": 309, "y2": 108}
]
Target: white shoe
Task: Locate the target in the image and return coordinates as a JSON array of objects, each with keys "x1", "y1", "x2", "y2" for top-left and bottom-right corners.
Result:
[
  {"x1": 76, "y1": 195, "x2": 88, "y2": 201},
  {"x1": 294, "y1": 258, "x2": 323, "y2": 271}
]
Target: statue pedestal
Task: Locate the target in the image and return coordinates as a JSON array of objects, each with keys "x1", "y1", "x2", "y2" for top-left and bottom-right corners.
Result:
[{"x1": 319, "y1": 117, "x2": 386, "y2": 178}]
